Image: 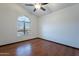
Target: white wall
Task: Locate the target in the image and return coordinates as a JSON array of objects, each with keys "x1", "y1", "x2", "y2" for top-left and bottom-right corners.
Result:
[
  {"x1": 0, "y1": 3, "x2": 38, "y2": 45},
  {"x1": 39, "y1": 4, "x2": 79, "y2": 48}
]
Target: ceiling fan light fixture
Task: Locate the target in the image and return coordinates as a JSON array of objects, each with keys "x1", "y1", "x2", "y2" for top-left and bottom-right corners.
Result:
[{"x1": 34, "y1": 3, "x2": 41, "y2": 9}]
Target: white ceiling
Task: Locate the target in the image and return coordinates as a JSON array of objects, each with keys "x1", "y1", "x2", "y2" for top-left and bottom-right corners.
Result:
[{"x1": 19, "y1": 3, "x2": 76, "y2": 17}]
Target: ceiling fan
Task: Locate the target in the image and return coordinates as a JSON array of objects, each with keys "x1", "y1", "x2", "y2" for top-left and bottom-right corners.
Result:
[{"x1": 25, "y1": 3, "x2": 48, "y2": 12}]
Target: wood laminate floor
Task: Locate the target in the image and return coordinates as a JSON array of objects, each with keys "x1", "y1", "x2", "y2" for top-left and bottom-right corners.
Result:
[{"x1": 0, "y1": 38, "x2": 79, "y2": 56}]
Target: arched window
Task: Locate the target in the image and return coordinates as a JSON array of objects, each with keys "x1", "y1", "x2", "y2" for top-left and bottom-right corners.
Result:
[{"x1": 17, "y1": 16, "x2": 31, "y2": 37}]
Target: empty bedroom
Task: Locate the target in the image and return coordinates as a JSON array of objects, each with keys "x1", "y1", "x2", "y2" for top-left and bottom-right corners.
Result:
[{"x1": 0, "y1": 3, "x2": 79, "y2": 56}]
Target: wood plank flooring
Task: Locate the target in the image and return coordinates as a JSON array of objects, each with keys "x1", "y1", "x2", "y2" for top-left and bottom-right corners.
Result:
[{"x1": 0, "y1": 38, "x2": 79, "y2": 56}]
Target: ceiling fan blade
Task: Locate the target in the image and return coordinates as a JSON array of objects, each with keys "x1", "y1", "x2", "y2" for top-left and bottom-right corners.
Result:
[
  {"x1": 33, "y1": 8, "x2": 36, "y2": 12},
  {"x1": 41, "y1": 3, "x2": 48, "y2": 5},
  {"x1": 25, "y1": 4, "x2": 33, "y2": 6},
  {"x1": 41, "y1": 7, "x2": 46, "y2": 11}
]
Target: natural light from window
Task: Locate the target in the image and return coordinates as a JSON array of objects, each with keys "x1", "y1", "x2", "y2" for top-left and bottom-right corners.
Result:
[{"x1": 17, "y1": 16, "x2": 31, "y2": 37}]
